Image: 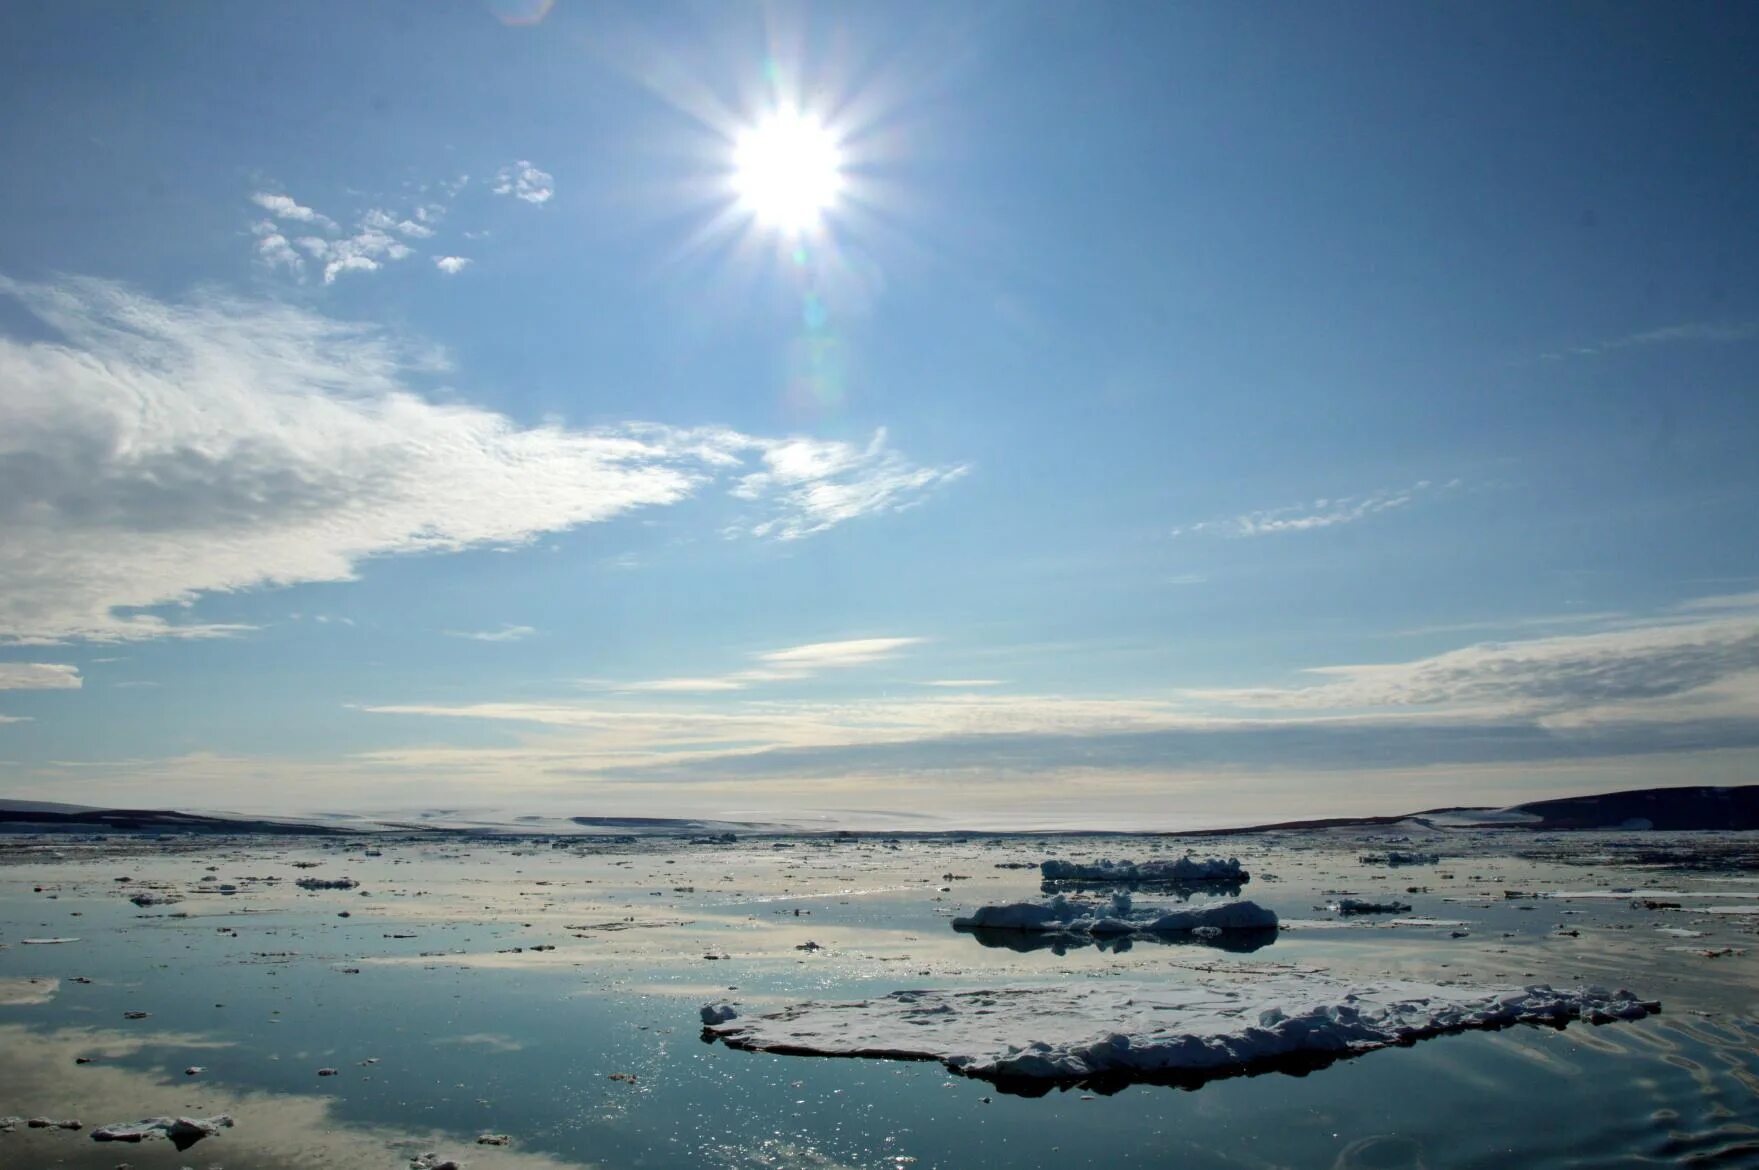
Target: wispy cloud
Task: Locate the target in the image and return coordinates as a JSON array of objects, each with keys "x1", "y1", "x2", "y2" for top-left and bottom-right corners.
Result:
[
  {"x1": 755, "y1": 637, "x2": 922, "y2": 671},
  {"x1": 0, "y1": 277, "x2": 965, "y2": 644},
  {"x1": 921, "y1": 679, "x2": 1005, "y2": 688},
  {"x1": 1391, "y1": 610, "x2": 1626, "y2": 638},
  {"x1": 249, "y1": 191, "x2": 337, "y2": 231},
  {"x1": 1186, "y1": 610, "x2": 1759, "y2": 720},
  {"x1": 433, "y1": 256, "x2": 472, "y2": 275},
  {"x1": 349, "y1": 598, "x2": 1759, "y2": 801},
  {"x1": 492, "y1": 161, "x2": 554, "y2": 204},
  {"x1": 730, "y1": 430, "x2": 970, "y2": 540},
  {"x1": 1677, "y1": 590, "x2": 1759, "y2": 613},
  {"x1": 1172, "y1": 480, "x2": 1456, "y2": 538},
  {"x1": 619, "y1": 636, "x2": 924, "y2": 693},
  {"x1": 446, "y1": 625, "x2": 537, "y2": 643},
  {"x1": 251, "y1": 221, "x2": 304, "y2": 273},
  {"x1": 1543, "y1": 320, "x2": 1759, "y2": 361},
  {"x1": 0, "y1": 663, "x2": 81, "y2": 690},
  {"x1": 620, "y1": 677, "x2": 749, "y2": 693}
]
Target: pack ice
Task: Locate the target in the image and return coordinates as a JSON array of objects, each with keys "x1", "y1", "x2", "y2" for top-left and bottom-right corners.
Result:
[{"x1": 701, "y1": 976, "x2": 1657, "y2": 1089}]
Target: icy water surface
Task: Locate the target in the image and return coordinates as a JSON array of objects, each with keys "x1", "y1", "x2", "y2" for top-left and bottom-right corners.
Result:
[{"x1": 2, "y1": 828, "x2": 1758, "y2": 1168}]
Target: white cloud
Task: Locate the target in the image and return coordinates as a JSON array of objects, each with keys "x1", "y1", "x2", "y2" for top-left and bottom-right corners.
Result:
[
  {"x1": 0, "y1": 663, "x2": 81, "y2": 690},
  {"x1": 618, "y1": 636, "x2": 924, "y2": 693},
  {"x1": 434, "y1": 256, "x2": 472, "y2": 275},
  {"x1": 310, "y1": 228, "x2": 414, "y2": 284},
  {"x1": 1173, "y1": 480, "x2": 1455, "y2": 538},
  {"x1": 732, "y1": 430, "x2": 970, "y2": 540},
  {"x1": 492, "y1": 161, "x2": 554, "y2": 204},
  {"x1": 250, "y1": 191, "x2": 448, "y2": 284},
  {"x1": 755, "y1": 636, "x2": 922, "y2": 671},
  {"x1": 445, "y1": 625, "x2": 536, "y2": 643},
  {"x1": 922, "y1": 679, "x2": 1005, "y2": 688},
  {"x1": 363, "y1": 692, "x2": 1196, "y2": 764},
  {"x1": 621, "y1": 677, "x2": 749, "y2": 693},
  {"x1": 1677, "y1": 590, "x2": 1759, "y2": 613},
  {"x1": 0, "y1": 276, "x2": 964, "y2": 643},
  {"x1": 249, "y1": 192, "x2": 337, "y2": 231},
  {"x1": 362, "y1": 208, "x2": 435, "y2": 239},
  {"x1": 251, "y1": 221, "x2": 304, "y2": 275},
  {"x1": 1185, "y1": 613, "x2": 1759, "y2": 717}
]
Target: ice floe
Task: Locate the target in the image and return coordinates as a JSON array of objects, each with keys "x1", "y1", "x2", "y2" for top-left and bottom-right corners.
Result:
[
  {"x1": 1040, "y1": 856, "x2": 1248, "y2": 885},
  {"x1": 954, "y1": 893, "x2": 1276, "y2": 936},
  {"x1": 91, "y1": 1114, "x2": 232, "y2": 1150},
  {"x1": 701, "y1": 976, "x2": 1658, "y2": 1091},
  {"x1": 952, "y1": 894, "x2": 1278, "y2": 954}
]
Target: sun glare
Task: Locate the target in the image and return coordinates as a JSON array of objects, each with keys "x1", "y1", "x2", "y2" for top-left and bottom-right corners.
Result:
[{"x1": 732, "y1": 108, "x2": 844, "y2": 235}]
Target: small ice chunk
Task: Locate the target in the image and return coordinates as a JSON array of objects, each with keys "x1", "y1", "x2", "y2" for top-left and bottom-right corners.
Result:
[
  {"x1": 295, "y1": 877, "x2": 360, "y2": 891},
  {"x1": 1331, "y1": 899, "x2": 1413, "y2": 915},
  {"x1": 411, "y1": 1153, "x2": 464, "y2": 1170}
]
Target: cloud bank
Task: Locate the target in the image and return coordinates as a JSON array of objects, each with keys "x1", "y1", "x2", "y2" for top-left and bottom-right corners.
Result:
[
  {"x1": 356, "y1": 603, "x2": 1759, "y2": 792},
  {"x1": 0, "y1": 277, "x2": 965, "y2": 643}
]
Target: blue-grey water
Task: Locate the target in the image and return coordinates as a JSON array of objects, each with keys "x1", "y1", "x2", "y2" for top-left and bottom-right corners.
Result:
[{"x1": 3, "y1": 831, "x2": 1757, "y2": 1168}]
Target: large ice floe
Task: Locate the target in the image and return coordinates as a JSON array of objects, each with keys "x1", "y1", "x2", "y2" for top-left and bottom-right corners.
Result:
[
  {"x1": 701, "y1": 976, "x2": 1658, "y2": 1093},
  {"x1": 953, "y1": 893, "x2": 1278, "y2": 954},
  {"x1": 1039, "y1": 856, "x2": 1248, "y2": 886}
]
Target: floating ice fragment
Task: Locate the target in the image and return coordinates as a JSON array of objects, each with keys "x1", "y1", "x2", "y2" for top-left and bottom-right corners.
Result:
[
  {"x1": 702, "y1": 977, "x2": 1658, "y2": 1090},
  {"x1": 1331, "y1": 899, "x2": 1412, "y2": 915},
  {"x1": 91, "y1": 1114, "x2": 232, "y2": 1150},
  {"x1": 1040, "y1": 856, "x2": 1248, "y2": 885},
  {"x1": 953, "y1": 895, "x2": 1277, "y2": 937}
]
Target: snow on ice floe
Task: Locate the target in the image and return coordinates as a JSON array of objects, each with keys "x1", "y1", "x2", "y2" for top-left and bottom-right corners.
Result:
[
  {"x1": 700, "y1": 976, "x2": 1658, "y2": 1091},
  {"x1": 1040, "y1": 856, "x2": 1248, "y2": 885}
]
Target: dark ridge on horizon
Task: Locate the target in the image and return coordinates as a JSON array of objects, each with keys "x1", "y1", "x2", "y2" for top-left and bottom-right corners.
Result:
[{"x1": 1, "y1": 783, "x2": 1755, "y2": 838}]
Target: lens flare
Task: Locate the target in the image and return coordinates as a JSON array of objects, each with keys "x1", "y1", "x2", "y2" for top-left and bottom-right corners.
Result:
[{"x1": 732, "y1": 108, "x2": 844, "y2": 235}]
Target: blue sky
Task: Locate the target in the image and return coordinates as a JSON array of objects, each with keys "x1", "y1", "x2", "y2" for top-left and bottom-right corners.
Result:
[{"x1": 2, "y1": 1, "x2": 1757, "y2": 827}]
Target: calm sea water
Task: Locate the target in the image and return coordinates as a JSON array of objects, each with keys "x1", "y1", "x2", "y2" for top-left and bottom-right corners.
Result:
[{"x1": 3, "y1": 833, "x2": 1757, "y2": 1168}]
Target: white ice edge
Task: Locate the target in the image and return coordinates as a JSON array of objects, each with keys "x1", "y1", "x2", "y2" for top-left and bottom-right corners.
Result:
[{"x1": 702, "y1": 975, "x2": 1658, "y2": 1083}]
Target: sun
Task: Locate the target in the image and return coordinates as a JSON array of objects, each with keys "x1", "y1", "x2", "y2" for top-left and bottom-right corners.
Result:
[{"x1": 732, "y1": 108, "x2": 844, "y2": 235}]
